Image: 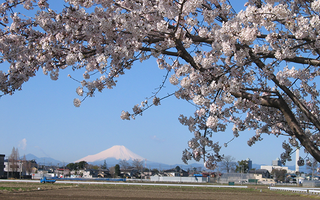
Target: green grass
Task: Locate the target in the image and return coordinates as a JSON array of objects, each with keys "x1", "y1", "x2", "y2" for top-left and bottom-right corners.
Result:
[{"x1": 0, "y1": 186, "x2": 29, "y2": 192}]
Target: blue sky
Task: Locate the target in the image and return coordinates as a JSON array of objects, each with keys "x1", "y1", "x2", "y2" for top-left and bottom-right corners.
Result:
[{"x1": 0, "y1": 0, "x2": 302, "y2": 167}]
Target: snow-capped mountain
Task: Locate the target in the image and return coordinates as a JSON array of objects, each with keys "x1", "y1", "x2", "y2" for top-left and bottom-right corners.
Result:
[{"x1": 74, "y1": 145, "x2": 144, "y2": 163}]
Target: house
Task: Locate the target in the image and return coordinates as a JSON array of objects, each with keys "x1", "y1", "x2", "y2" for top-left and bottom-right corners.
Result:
[
  {"x1": 141, "y1": 171, "x2": 154, "y2": 179},
  {"x1": 163, "y1": 168, "x2": 189, "y2": 177},
  {"x1": 97, "y1": 169, "x2": 111, "y2": 178},
  {"x1": 81, "y1": 169, "x2": 100, "y2": 178},
  {"x1": 73, "y1": 168, "x2": 111, "y2": 178},
  {"x1": 82, "y1": 170, "x2": 93, "y2": 178},
  {"x1": 121, "y1": 168, "x2": 139, "y2": 178},
  {"x1": 54, "y1": 168, "x2": 70, "y2": 178},
  {"x1": 249, "y1": 169, "x2": 273, "y2": 183},
  {"x1": 249, "y1": 169, "x2": 271, "y2": 178}
]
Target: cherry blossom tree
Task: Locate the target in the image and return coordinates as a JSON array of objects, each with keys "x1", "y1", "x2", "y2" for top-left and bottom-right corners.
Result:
[{"x1": 2, "y1": 0, "x2": 320, "y2": 169}]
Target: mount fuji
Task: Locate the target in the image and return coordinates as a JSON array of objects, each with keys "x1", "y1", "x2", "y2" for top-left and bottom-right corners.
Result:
[{"x1": 74, "y1": 145, "x2": 145, "y2": 163}]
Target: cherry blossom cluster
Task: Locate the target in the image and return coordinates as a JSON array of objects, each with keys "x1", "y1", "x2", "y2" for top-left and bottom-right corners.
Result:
[
  {"x1": 179, "y1": 113, "x2": 223, "y2": 169},
  {"x1": 281, "y1": 141, "x2": 293, "y2": 165},
  {"x1": 2, "y1": 0, "x2": 320, "y2": 168}
]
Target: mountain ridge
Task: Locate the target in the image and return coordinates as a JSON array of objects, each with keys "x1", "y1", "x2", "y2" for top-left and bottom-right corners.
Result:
[{"x1": 24, "y1": 154, "x2": 63, "y2": 166}]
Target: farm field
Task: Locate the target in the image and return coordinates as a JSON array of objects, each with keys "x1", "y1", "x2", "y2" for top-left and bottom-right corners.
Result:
[{"x1": 0, "y1": 182, "x2": 318, "y2": 200}]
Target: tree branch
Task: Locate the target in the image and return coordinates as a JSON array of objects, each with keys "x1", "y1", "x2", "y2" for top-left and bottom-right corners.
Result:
[
  {"x1": 231, "y1": 90, "x2": 281, "y2": 108},
  {"x1": 245, "y1": 51, "x2": 320, "y2": 162},
  {"x1": 139, "y1": 47, "x2": 179, "y2": 57},
  {"x1": 250, "y1": 51, "x2": 320, "y2": 132},
  {"x1": 257, "y1": 51, "x2": 320, "y2": 66},
  {"x1": 174, "y1": 39, "x2": 203, "y2": 71}
]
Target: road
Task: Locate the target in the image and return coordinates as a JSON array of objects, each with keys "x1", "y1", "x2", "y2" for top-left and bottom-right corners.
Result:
[{"x1": 0, "y1": 179, "x2": 248, "y2": 188}]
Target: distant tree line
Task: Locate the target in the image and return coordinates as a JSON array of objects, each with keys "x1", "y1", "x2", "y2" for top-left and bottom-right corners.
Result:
[{"x1": 66, "y1": 161, "x2": 88, "y2": 170}]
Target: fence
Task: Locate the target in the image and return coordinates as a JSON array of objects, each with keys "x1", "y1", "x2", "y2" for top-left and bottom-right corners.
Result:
[
  {"x1": 149, "y1": 173, "x2": 257, "y2": 184},
  {"x1": 269, "y1": 186, "x2": 320, "y2": 194},
  {"x1": 215, "y1": 173, "x2": 255, "y2": 184},
  {"x1": 302, "y1": 180, "x2": 320, "y2": 187}
]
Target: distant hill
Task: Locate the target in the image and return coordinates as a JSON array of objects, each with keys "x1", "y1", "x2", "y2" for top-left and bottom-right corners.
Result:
[
  {"x1": 24, "y1": 154, "x2": 62, "y2": 166},
  {"x1": 137, "y1": 160, "x2": 204, "y2": 171}
]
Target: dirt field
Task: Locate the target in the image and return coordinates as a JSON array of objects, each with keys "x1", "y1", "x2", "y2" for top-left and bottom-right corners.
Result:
[{"x1": 0, "y1": 182, "x2": 318, "y2": 200}]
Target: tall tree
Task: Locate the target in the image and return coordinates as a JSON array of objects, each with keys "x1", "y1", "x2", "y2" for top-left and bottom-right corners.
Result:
[
  {"x1": 3, "y1": 0, "x2": 320, "y2": 168},
  {"x1": 114, "y1": 164, "x2": 120, "y2": 177},
  {"x1": 66, "y1": 163, "x2": 76, "y2": 170},
  {"x1": 132, "y1": 159, "x2": 144, "y2": 173},
  {"x1": 220, "y1": 155, "x2": 236, "y2": 173},
  {"x1": 77, "y1": 161, "x2": 88, "y2": 170},
  {"x1": 101, "y1": 160, "x2": 108, "y2": 170},
  {"x1": 151, "y1": 168, "x2": 159, "y2": 174},
  {"x1": 8, "y1": 147, "x2": 20, "y2": 177},
  {"x1": 271, "y1": 169, "x2": 287, "y2": 183},
  {"x1": 109, "y1": 166, "x2": 115, "y2": 177},
  {"x1": 25, "y1": 159, "x2": 37, "y2": 175},
  {"x1": 119, "y1": 159, "x2": 131, "y2": 170},
  {"x1": 235, "y1": 160, "x2": 249, "y2": 173}
]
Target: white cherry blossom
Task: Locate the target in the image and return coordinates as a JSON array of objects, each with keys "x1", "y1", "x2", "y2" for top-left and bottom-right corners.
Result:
[{"x1": 2, "y1": 0, "x2": 320, "y2": 168}]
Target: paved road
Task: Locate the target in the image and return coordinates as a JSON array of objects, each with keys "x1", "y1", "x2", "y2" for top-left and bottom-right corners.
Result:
[{"x1": 0, "y1": 179, "x2": 248, "y2": 188}]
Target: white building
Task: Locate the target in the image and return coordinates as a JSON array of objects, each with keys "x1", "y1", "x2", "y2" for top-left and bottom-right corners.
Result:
[
  {"x1": 260, "y1": 158, "x2": 295, "y2": 174},
  {"x1": 4, "y1": 160, "x2": 23, "y2": 178}
]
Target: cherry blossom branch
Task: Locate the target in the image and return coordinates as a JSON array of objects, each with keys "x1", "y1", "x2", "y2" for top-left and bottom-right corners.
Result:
[
  {"x1": 231, "y1": 90, "x2": 281, "y2": 108},
  {"x1": 257, "y1": 51, "x2": 320, "y2": 66},
  {"x1": 151, "y1": 66, "x2": 171, "y2": 97},
  {"x1": 250, "y1": 52, "x2": 320, "y2": 132},
  {"x1": 174, "y1": 39, "x2": 203, "y2": 71},
  {"x1": 245, "y1": 52, "x2": 320, "y2": 161},
  {"x1": 173, "y1": 0, "x2": 187, "y2": 34},
  {"x1": 139, "y1": 47, "x2": 179, "y2": 57}
]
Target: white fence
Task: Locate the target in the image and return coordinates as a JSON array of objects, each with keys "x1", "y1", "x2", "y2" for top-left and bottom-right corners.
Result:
[
  {"x1": 269, "y1": 187, "x2": 308, "y2": 193},
  {"x1": 269, "y1": 187, "x2": 320, "y2": 194}
]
